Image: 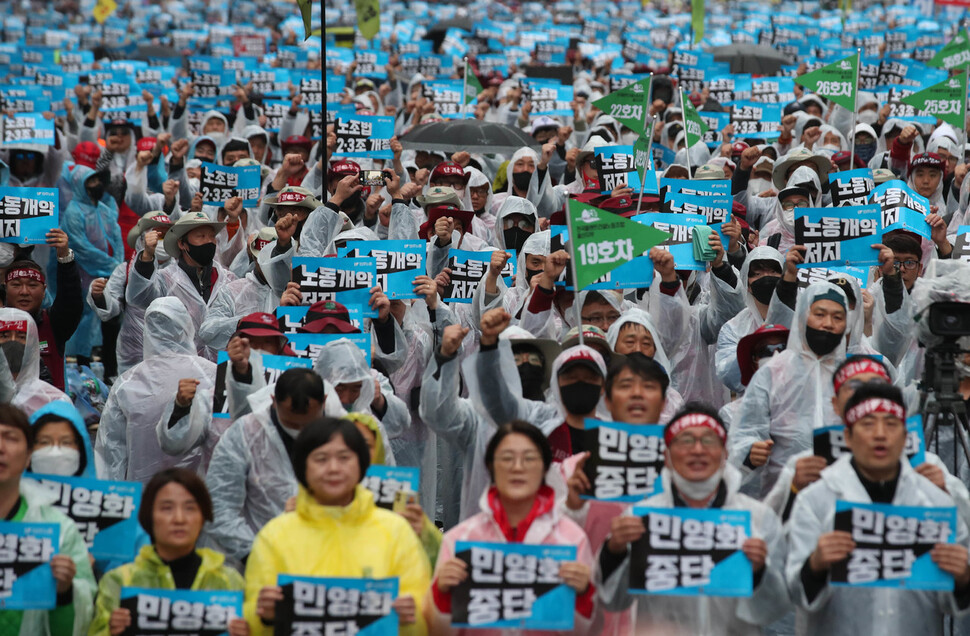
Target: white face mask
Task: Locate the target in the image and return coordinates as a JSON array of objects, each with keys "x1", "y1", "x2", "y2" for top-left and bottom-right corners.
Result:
[
  {"x1": 747, "y1": 177, "x2": 772, "y2": 196},
  {"x1": 783, "y1": 207, "x2": 795, "y2": 227},
  {"x1": 819, "y1": 144, "x2": 841, "y2": 154},
  {"x1": 858, "y1": 110, "x2": 878, "y2": 125},
  {"x1": 30, "y1": 446, "x2": 80, "y2": 477},
  {"x1": 670, "y1": 463, "x2": 725, "y2": 500}
]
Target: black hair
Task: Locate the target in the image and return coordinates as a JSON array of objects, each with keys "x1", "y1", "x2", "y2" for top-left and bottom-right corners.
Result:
[
  {"x1": 664, "y1": 401, "x2": 727, "y2": 440},
  {"x1": 484, "y1": 420, "x2": 553, "y2": 482},
  {"x1": 139, "y1": 468, "x2": 213, "y2": 540},
  {"x1": 31, "y1": 414, "x2": 86, "y2": 476},
  {"x1": 0, "y1": 403, "x2": 32, "y2": 450},
  {"x1": 291, "y1": 417, "x2": 370, "y2": 490},
  {"x1": 274, "y1": 368, "x2": 325, "y2": 412},
  {"x1": 747, "y1": 259, "x2": 783, "y2": 277},
  {"x1": 884, "y1": 233, "x2": 923, "y2": 260},
  {"x1": 606, "y1": 352, "x2": 670, "y2": 398},
  {"x1": 221, "y1": 139, "x2": 250, "y2": 161},
  {"x1": 843, "y1": 381, "x2": 906, "y2": 426},
  {"x1": 6, "y1": 259, "x2": 44, "y2": 277},
  {"x1": 832, "y1": 354, "x2": 892, "y2": 389}
]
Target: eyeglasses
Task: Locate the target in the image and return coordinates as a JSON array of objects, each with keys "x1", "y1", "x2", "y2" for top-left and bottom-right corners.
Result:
[
  {"x1": 582, "y1": 313, "x2": 621, "y2": 326},
  {"x1": 502, "y1": 217, "x2": 535, "y2": 231},
  {"x1": 781, "y1": 200, "x2": 811, "y2": 211},
  {"x1": 894, "y1": 259, "x2": 919, "y2": 271},
  {"x1": 753, "y1": 342, "x2": 786, "y2": 359},
  {"x1": 514, "y1": 352, "x2": 543, "y2": 367},
  {"x1": 495, "y1": 453, "x2": 542, "y2": 468},
  {"x1": 671, "y1": 433, "x2": 722, "y2": 449}
]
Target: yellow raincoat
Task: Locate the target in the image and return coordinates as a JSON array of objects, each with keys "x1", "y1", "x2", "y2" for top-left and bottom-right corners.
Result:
[{"x1": 244, "y1": 484, "x2": 431, "y2": 635}]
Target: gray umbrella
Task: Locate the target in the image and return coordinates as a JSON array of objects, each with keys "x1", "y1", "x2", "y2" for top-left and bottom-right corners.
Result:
[
  {"x1": 399, "y1": 118, "x2": 541, "y2": 155},
  {"x1": 712, "y1": 44, "x2": 793, "y2": 75}
]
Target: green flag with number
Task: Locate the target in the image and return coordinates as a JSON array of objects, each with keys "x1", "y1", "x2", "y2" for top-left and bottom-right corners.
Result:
[
  {"x1": 592, "y1": 77, "x2": 652, "y2": 135},
  {"x1": 794, "y1": 54, "x2": 857, "y2": 111},
  {"x1": 464, "y1": 63, "x2": 484, "y2": 105},
  {"x1": 682, "y1": 95, "x2": 709, "y2": 148},
  {"x1": 633, "y1": 136, "x2": 651, "y2": 179},
  {"x1": 929, "y1": 30, "x2": 970, "y2": 70},
  {"x1": 899, "y1": 72, "x2": 967, "y2": 129},
  {"x1": 353, "y1": 0, "x2": 380, "y2": 40},
  {"x1": 567, "y1": 199, "x2": 670, "y2": 290}
]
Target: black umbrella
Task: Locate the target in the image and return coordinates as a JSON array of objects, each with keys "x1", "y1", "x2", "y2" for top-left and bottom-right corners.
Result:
[
  {"x1": 399, "y1": 118, "x2": 540, "y2": 155},
  {"x1": 711, "y1": 44, "x2": 793, "y2": 75}
]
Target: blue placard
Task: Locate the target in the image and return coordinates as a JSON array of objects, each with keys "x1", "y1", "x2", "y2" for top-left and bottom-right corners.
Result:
[
  {"x1": 832, "y1": 501, "x2": 955, "y2": 590},
  {"x1": 728, "y1": 101, "x2": 783, "y2": 139},
  {"x1": 522, "y1": 79, "x2": 573, "y2": 117},
  {"x1": 0, "y1": 186, "x2": 58, "y2": 244},
  {"x1": 452, "y1": 541, "x2": 576, "y2": 630},
  {"x1": 362, "y1": 465, "x2": 421, "y2": 509},
  {"x1": 906, "y1": 414, "x2": 927, "y2": 467},
  {"x1": 2, "y1": 112, "x2": 54, "y2": 146},
  {"x1": 276, "y1": 304, "x2": 365, "y2": 333},
  {"x1": 632, "y1": 212, "x2": 706, "y2": 271},
  {"x1": 333, "y1": 116, "x2": 394, "y2": 160},
  {"x1": 443, "y1": 249, "x2": 516, "y2": 303},
  {"x1": 828, "y1": 168, "x2": 875, "y2": 208},
  {"x1": 793, "y1": 205, "x2": 884, "y2": 268},
  {"x1": 628, "y1": 507, "x2": 753, "y2": 597},
  {"x1": 198, "y1": 162, "x2": 261, "y2": 207},
  {"x1": 27, "y1": 474, "x2": 141, "y2": 562},
  {"x1": 581, "y1": 420, "x2": 665, "y2": 502},
  {"x1": 0, "y1": 520, "x2": 59, "y2": 610},
  {"x1": 869, "y1": 180, "x2": 931, "y2": 240},
  {"x1": 119, "y1": 587, "x2": 242, "y2": 635},
  {"x1": 291, "y1": 256, "x2": 378, "y2": 318},
  {"x1": 594, "y1": 145, "x2": 642, "y2": 194},
  {"x1": 211, "y1": 351, "x2": 313, "y2": 420},
  {"x1": 286, "y1": 333, "x2": 372, "y2": 366},
  {"x1": 276, "y1": 575, "x2": 399, "y2": 635},
  {"x1": 338, "y1": 240, "x2": 426, "y2": 300},
  {"x1": 661, "y1": 178, "x2": 731, "y2": 198}
]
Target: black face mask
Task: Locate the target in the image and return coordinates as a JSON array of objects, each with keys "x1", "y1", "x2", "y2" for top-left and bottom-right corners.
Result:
[
  {"x1": 560, "y1": 380, "x2": 601, "y2": 415},
  {"x1": 749, "y1": 275, "x2": 780, "y2": 305},
  {"x1": 804, "y1": 326, "x2": 843, "y2": 357},
  {"x1": 86, "y1": 185, "x2": 105, "y2": 203},
  {"x1": 512, "y1": 171, "x2": 533, "y2": 192},
  {"x1": 0, "y1": 341, "x2": 25, "y2": 375},
  {"x1": 185, "y1": 242, "x2": 216, "y2": 267},
  {"x1": 517, "y1": 363, "x2": 545, "y2": 401},
  {"x1": 503, "y1": 227, "x2": 532, "y2": 253},
  {"x1": 525, "y1": 267, "x2": 543, "y2": 285}
]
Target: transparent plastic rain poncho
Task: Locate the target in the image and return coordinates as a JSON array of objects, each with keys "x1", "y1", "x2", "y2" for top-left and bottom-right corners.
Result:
[
  {"x1": 758, "y1": 165, "x2": 822, "y2": 255},
  {"x1": 728, "y1": 282, "x2": 850, "y2": 497},
  {"x1": 94, "y1": 297, "x2": 215, "y2": 483},
  {"x1": 197, "y1": 269, "x2": 289, "y2": 352},
  {"x1": 0, "y1": 308, "x2": 70, "y2": 415},
  {"x1": 472, "y1": 221, "x2": 548, "y2": 330},
  {"x1": 487, "y1": 147, "x2": 559, "y2": 218},
  {"x1": 714, "y1": 246, "x2": 788, "y2": 393}
]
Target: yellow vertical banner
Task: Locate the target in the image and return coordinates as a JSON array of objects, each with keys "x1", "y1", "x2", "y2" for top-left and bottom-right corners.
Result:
[
  {"x1": 354, "y1": 0, "x2": 381, "y2": 41},
  {"x1": 93, "y1": 0, "x2": 117, "y2": 24}
]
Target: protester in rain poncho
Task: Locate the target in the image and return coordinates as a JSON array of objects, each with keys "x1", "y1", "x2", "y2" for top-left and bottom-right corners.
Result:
[
  {"x1": 489, "y1": 147, "x2": 559, "y2": 218},
  {"x1": 94, "y1": 297, "x2": 215, "y2": 482},
  {"x1": 728, "y1": 282, "x2": 851, "y2": 497},
  {"x1": 759, "y1": 166, "x2": 822, "y2": 254},
  {"x1": 0, "y1": 308, "x2": 71, "y2": 416}
]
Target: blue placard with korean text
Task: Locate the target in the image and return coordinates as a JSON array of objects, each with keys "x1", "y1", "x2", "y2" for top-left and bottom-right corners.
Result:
[
  {"x1": 0, "y1": 521, "x2": 59, "y2": 609},
  {"x1": 793, "y1": 205, "x2": 883, "y2": 268},
  {"x1": 1, "y1": 112, "x2": 54, "y2": 145},
  {"x1": 632, "y1": 213, "x2": 706, "y2": 271},
  {"x1": 119, "y1": 587, "x2": 242, "y2": 636},
  {"x1": 594, "y1": 145, "x2": 642, "y2": 194},
  {"x1": 27, "y1": 474, "x2": 140, "y2": 562},
  {"x1": 363, "y1": 465, "x2": 421, "y2": 510},
  {"x1": 0, "y1": 186, "x2": 58, "y2": 244},
  {"x1": 581, "y1": 420, "x2": 665, "y2": 502},
  {"x1": 452, "y1": 541, "x2": 576, "y2": 630},
  {"x1": 286, "y1": 333, "x2": 372, "y2": 366},
  {"x1": 628, "y1": 507, "x2": 752, "y2": 597},
  {"x1": 276, "y1": 305, "x2": 365, "y2": 333},
  {"x1": 291, "y1": 257, "x2": 378, "y2": 318},
  {"x1": 211, "y1": 351, "x2": 313, "y2": 420},
  {"x1": 338, "y1": 240, "x2": 426, "y2": 299},
  {"x1": 443, "y1": 249, "x2": 516, "y2": 303},
  {"x1": 869, "y1": 180, "x2": 931, "y2": 240},
  {"x1": 332, "y1": 116, "x2": 394, "y2": 160},
  {"x1": 198, "y1": 162, "x2": 261, "y2": 207},
  {"x1": 832, "y1": 501, "x2": 955, "y2": 590},
  {"x1": 275, "y1": 575, "x2": 399, "y2": 635}
]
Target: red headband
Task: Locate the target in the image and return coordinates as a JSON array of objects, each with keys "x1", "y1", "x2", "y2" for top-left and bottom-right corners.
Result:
[
  {"x1": 845, "y1": 397, "x2": 906, "y2": 427},
  {"x1": 5, "y1": 268, "x2": 45, "y2": 284},
  {"x1": 251, "y1": 237, "x2": 273, "y2": 252},
  {"x1": 0, "y1": 320, "x2": 27, "y2": 333},
  {"x1": 833, "y1": 359, "x2": 890, "y2": 393},
  {"x1": 664, "y1": 413, "x2": 727, "y2": 446}
]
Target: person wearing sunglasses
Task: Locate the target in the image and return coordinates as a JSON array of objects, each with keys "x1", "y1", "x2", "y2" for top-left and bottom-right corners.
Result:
[{"x1": 599, "y1": 404, "x2": 789, "y2": 634}]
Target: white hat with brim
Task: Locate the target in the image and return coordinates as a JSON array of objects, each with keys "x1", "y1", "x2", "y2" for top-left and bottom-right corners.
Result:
[
  {"x1": 772, "y1": 148, "x2": 832, "y2": 189},
  {"x1": 262, "y1": 186, "x2": 323, "y2": 210},
  {"x1": 163, "y1": 212, "x2": 226, "y2": 260},
  {"x1": 127, "y1": 212, "x2": 173, "y2": 250}
]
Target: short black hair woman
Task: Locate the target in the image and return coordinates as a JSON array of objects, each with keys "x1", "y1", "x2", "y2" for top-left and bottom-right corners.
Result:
[
  {"x1": 244, "y1": 417, "x2": 432, "y2": 635},
  {"x1": 88, "y1": 468, "x2": 248, "y2": 636},
  {"x1": 424, "y1": 420, "x2": 598, "y2": 634}
]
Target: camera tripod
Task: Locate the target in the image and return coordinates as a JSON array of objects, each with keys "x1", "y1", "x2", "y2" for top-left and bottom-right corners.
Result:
[{"x1": 920, "y1": 340, "x2": 970, "y2": 479}]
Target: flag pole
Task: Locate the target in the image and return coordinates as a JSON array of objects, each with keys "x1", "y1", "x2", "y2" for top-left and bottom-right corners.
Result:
[
  {"x1": 636, "y1": 74, "x2": 654, "y2": 212},
  {"x1": 680, "y1": 87, "x2": 692, "y2": 176},
  {"x1": 848, "y1": 49, "x2": 860, "y2": 168},
  {"x1": 462, "y1": 56, "x2": 469, "y2": 119},
  {"x1": 563, "y1": 204, "x2": 585, "y2": 347}
]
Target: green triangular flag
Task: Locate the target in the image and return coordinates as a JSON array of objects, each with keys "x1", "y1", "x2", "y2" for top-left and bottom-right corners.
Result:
[
  {"x1": 567, "y1": 199, "x2": 670, "y2": 290},
  {"x1": 929, "y1": 30, "x2": 970, "y2": 70},
  {"x1": 682, "y1": 95, "x2": 709, "y2": 148},
  {"x1": 633, "y1": 135, "x2": 651, "y2": 179},
  {"x1": 691, "y1": 0, "x2": 705, "y2": 45},
  {"x1": 794, "y1": 54, "x2": 857, "y2": 111},
  {"x1": 353, "y1": 0, "x2": 380, "y2": 40},
  {"x1": 592, "y1": 77, "x2": 652, "y2": 135},
  {"x1": 899, "y1": 72, "x2": 967, "y2": 129},
  {"x1": 464, "y1": 62, "x2": 484, "y2": 105},
  {"x1": 297, "y1": 0, "x2": 314, "y2": 41}
]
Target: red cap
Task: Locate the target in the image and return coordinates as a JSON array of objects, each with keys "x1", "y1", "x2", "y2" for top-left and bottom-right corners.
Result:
[
  {"x1": 235, "y1": 313, "x2": 286, "y2": 339},
  {"x1": 328, "y1": 159, "x2": 361, "y2": 180},
  {"x1": 420, "y1": 205, "x2": 475, "y2": 240},
  {"x1": 430, "y1": 161, "x2": 471, "y2": 185},
  {"x1": 72, "y1": 141, "x2": 101, "y2": 168},
  {"x1": 736, "y1": 324, "x2": 789, "y2": 386},
  {"x1": 731, "y1": 141, "x2": 749, "y2": 158},
  {"x1": 137, "y1": 137, "x2": 157, "y2": 152},
  {"x1": 598, "y1": 193, "x2": 660, "y2": 218},
  {"x1": 299, "y1": 300, "x2": 360, "y2": 334},
  {"x1": 688, "y1": 92, "x2": 703, "y2": 106},
  {"x1": 910, "y1": 152, "x2": 944, "y2": 173},
  {"x1": 282, "y1": 135, "x2": 313, "y2": 150},
  {"x1": 831, "y1": 150, "x2": 866, "y2": 169}
]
